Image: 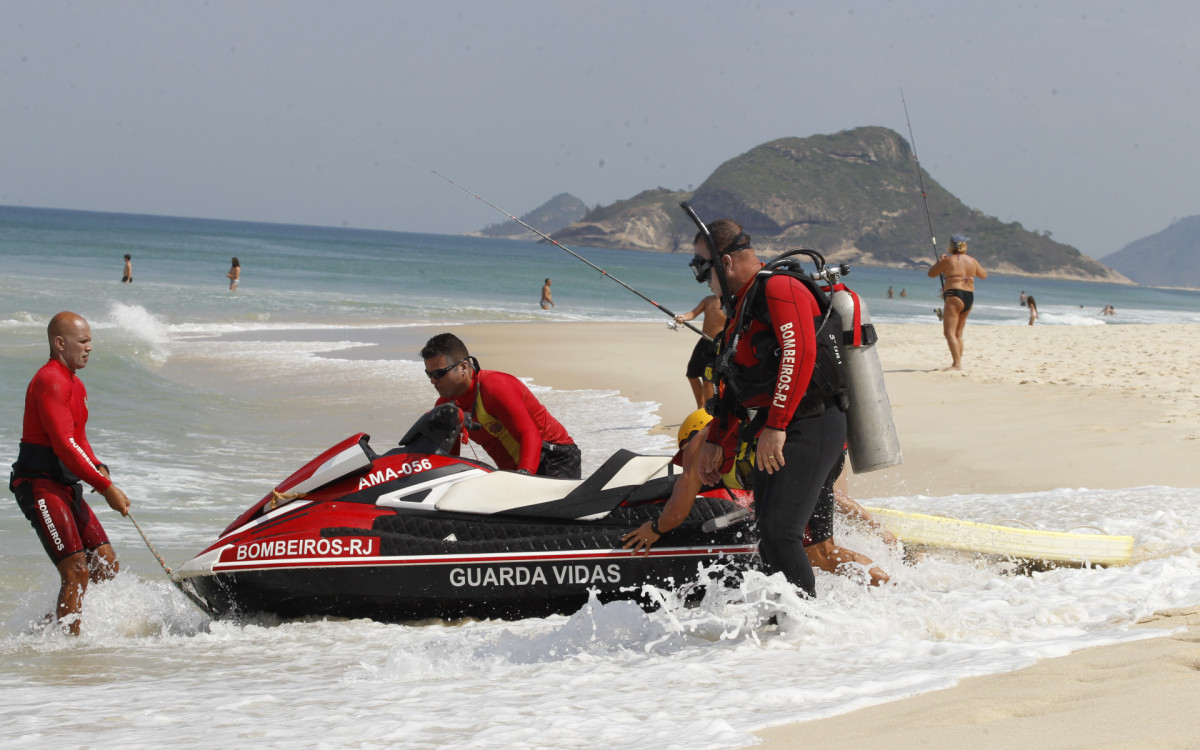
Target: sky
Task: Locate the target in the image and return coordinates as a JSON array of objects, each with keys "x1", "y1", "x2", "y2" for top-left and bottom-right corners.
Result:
[{"x1": 4, "y1": 1, "x2": 1198, "y2": 260}]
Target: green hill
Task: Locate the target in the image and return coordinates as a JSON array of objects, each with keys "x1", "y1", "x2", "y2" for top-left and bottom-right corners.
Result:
[
  {"x1": 552, "y1": 127, "x2": 1126, "y2": 282},
  {"x1": 469, "y1": 193, "x2": 587, "y2": 240},
  {"x1": 1103, "y1": 215, "x2": 1200, "y2": 288}
]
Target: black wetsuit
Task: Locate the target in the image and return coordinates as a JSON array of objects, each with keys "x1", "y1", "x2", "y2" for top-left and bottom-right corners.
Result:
[{"x1": 708, "y1": 268, "x2": 847, "y2": 597}]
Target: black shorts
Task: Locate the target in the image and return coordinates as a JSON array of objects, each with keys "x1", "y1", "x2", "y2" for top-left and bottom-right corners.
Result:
[
  {"x1": 685, "y1": 337, "x2": 716, "y2": 379},
  {"x1": 538, "y1": 442, "x2": 582, "y2": 479}
]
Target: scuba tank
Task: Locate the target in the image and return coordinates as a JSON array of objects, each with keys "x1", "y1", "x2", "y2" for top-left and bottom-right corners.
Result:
[{"x1": 824, "y1": 267, "x2": 903, "y2": 473}]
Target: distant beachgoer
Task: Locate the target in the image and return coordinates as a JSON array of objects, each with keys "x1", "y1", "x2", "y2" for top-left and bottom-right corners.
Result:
[
  {"x1": 1027, "y1": 295, "x2": 1038, "y2": 325},
  {"x1": 927, "y1": 233, "x2": 988, "y2": 370},
  {"x1": 1102, "y1": 304, "x2": 1116, "y2": 316},
  {"x1": 887, "y1": 286, "x2": 893, "y2": 299},
  {"x1": 1020, "y1": 291, "x2": 1027, "y2": 307},
  {"x1": 10, "y1": 312, "x2": 132, "y2": 634},
  {"x1": 539, "y1": 278, "x2": 554, "y2": 309},
  {"x1": 227, "y1": 257, "x2": 240, "y2": 291},
  {"x1": 899, "y1": 288, "x2": 907, "y2": 298},
  {"x1": 675, "y1": 288, "x2": 726, "y2": 410},
  {"x1": 121, "y1": 254, "x2": 132, "y2": 283}
]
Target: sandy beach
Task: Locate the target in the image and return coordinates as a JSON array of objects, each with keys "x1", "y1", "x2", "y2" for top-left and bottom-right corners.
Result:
[{"x1": 446, "y1": 320, "x2": 1200, "y2": 749}]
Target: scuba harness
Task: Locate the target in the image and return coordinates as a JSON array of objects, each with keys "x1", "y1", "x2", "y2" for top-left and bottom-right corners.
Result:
[{"x1": 712, "y1": 248, "x2": 849, "y2": 437}]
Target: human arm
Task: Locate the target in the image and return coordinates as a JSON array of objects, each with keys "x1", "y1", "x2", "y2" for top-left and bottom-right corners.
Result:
[
  {"x1": 675, "y1": 295, "x2": 713, "y2": 324},
  {"x1": 35, "y1": 377, "x2": 113, "y2": 492},
  {"x1": 756, "y1": 427, "x2": 786, "y2": 474},
  {"x1": 100, "y1": 484, "x2": 131, "y2": 516},
  {"x1": 834, "y1": 493, "x2": 897, "y2": 546},
  {"x1": 479, "y1": 374, "x2": 547, "y2": 474},
  {"x1": 84, "y1": 462, "x2": 130, "y2": 516},
  {"x1": 927, "y1": 255, "x2": 950, "y2": 278},
  {"x1": 761, "y1": 274, "x2": 819, "y2": 432},
  {"x1": 973, "y1": 258, "x2": 988, "y2": 279},
  {"x1": 623, "y1": 426, "x2": 711, "y2": 554}
]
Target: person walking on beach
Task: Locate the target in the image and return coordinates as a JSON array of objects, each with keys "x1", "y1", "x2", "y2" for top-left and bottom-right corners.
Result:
[
  {"x1": 121, "y1": 254, "x2": 132, "y2": 283},
  {"x1": 1020, "y1": 291, "x2": 1027, "y2": 307},
  {"x1": 420, "y1": 332, "x2": 581, "y2": 478},
  {"x1": 227, "y1": 257, "x2": 241, "y2": 291},
  {"x1": 539, "y1": 278, "x2": 554, "y2": 309},
  {"x1": 1027, "y1": 295, "x2": 1039, "y2": 325},
  {"x1": 928, "y1": 233, "x2": 988, "y2": 370},
  {"x1": 9, "y1": 312, "x2": 132, "y2": 635},
  {"x1": 678, "y1": 219, "x2": 846, "y2": 598},
  {"x1": 675, "y1": 285, "x2": 726, "y2": 409}
]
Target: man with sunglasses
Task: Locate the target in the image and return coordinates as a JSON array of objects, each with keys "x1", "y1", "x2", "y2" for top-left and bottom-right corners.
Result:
[
  {"x1": 419, "y1": 332, "x2": 581, "y2": 478},
  {"x1": 685, "y1": 220, "x2": 848, "y2": 599}
]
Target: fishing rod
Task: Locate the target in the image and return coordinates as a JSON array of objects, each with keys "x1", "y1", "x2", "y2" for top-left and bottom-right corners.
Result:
[
  {"x1": 128, "y1": 512, "x2": 215, "y2": 616},
  {"x1": 430, "y1": 170, "x2": 710, "y2": 340},
  {"x1": 900, "y1": 89, "x2": 945, "y2": 290}
]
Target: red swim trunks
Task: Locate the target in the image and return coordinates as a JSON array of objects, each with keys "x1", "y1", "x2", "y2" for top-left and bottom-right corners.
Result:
[{"x1": 12, "y1": 478, "x2": 110, "y2": 563}]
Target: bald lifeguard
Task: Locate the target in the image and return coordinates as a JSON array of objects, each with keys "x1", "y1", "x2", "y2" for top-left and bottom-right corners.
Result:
[
  {"x1": 9, "y1": 311, "x2": 131, "y2": 634},
  {"x1": 48, "y1": 311, "x2": 93, "y2": 373}
]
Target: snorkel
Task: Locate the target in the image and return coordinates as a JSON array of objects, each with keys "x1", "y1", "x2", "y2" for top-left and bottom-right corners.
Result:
[{"x1": 680, "y1": 202, "x2": 736, "y2": 318}]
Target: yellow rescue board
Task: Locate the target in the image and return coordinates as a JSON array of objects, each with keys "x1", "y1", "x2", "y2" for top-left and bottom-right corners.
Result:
[{"x1": 863, "y1": 506, "x2": 1134, "y2": 567}]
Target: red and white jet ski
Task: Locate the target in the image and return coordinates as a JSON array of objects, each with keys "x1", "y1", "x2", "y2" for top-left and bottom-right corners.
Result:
[{"x1": 173, "y1": 405, "x2": 756, "y2": 622}]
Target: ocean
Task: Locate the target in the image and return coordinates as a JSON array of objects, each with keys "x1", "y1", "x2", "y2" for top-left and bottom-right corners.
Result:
[{"x1": 3, "y1": 205, "x2": 1200, "y2": 749}]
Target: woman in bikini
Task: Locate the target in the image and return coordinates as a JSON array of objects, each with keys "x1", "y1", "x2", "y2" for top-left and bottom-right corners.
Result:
[{"x1": 928, "y1": 233, "x2": 988, "y2": 370}]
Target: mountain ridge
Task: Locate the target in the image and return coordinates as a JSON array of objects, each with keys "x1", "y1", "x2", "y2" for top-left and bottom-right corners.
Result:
[
  {"x1": 545, "y1": 127, "x2": 1128, "y2": 283},
  {"x1": 1102, "y1": 215, "x2": 1200, "y2": 288}
]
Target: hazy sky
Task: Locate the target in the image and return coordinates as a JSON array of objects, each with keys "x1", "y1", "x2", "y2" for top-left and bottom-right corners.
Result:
[{"x1": 4, "y1": 1, "x2": 1198, "y2": 259}]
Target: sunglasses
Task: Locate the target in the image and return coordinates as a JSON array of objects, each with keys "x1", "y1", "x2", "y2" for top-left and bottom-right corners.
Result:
[
  {"x1": 425, "y1": 357, "x2": 467, "y2": 380},
  {"x1": 689, "y1": 254, "x2": 713, "y2": 283}
]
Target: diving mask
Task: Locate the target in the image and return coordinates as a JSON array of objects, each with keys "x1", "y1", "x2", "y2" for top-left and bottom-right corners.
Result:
[{"x1": 689, "y1": 254, "x2": 713, "y2": 283}]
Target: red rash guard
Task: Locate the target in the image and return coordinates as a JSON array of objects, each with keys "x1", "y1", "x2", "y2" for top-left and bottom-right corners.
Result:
[
  {"x1": 437, "y1": 369, "x2": 573, "y2": 473},
  {"x1": 21, "y1": 358, "x2": 112, "y2": 492},
  {"x1": 708, "y1": 272, "x2": 820, "y2": 445}
]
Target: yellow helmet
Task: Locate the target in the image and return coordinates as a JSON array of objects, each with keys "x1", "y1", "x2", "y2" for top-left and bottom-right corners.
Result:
[{"x1": 677, "y1": 409, "x2": 713, "y2": 448}]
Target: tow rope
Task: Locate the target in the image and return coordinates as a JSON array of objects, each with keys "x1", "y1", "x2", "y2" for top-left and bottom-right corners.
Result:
[{"x1": 128, "y1": 512, "x2": 216, "y2": 617}]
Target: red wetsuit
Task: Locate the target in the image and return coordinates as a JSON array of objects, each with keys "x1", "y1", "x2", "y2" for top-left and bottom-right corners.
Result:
[
  {"x1": 437, "y1": 369, "x2": 574, "y2": 474},
  {"x1": 12, "y1": 359, "x2": 112, "y2": 562}
]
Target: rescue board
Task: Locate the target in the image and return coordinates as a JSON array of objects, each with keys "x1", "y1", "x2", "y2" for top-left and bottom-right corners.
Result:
[{"x1": 863, "y1": 506, "x2": 1133, "y2": 567}]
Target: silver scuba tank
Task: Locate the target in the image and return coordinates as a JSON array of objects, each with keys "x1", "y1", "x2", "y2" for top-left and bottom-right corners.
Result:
[{"x1": 828, "y1": 277, "x2": 903, "y2": 473}]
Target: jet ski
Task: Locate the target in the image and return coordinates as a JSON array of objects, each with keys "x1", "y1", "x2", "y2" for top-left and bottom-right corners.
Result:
[{"x1": 173, "y1": 404, "x2": 757, "y2": 622}]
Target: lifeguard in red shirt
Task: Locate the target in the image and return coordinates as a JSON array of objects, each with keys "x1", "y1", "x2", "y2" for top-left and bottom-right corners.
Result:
[
  {"x1": 9, "y1": 311, "x2": 132, "y2": 635},
  {"x1": 420, "y1": 333, "x2": 581, "y2": 478}
]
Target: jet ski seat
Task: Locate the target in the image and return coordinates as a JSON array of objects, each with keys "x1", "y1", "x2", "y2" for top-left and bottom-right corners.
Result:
[{"x1": 433, "y1": 450, "x2": 675, "y2": 519}]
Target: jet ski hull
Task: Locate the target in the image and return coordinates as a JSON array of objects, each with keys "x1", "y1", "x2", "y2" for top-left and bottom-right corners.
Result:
[{"x1": 174, "y1": 414, "x2": 757, "y2": 623}]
